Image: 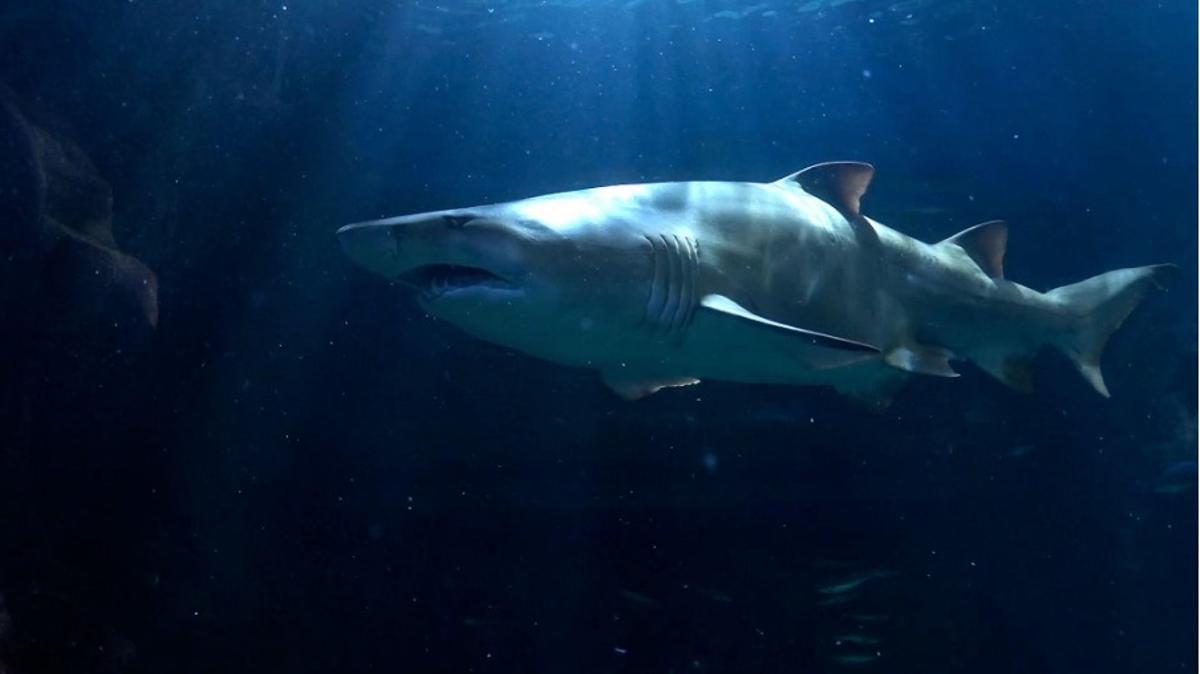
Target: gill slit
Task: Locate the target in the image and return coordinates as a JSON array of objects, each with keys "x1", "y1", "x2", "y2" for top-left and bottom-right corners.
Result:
[{"x1": 641, "y1": 233, "x2": 698, "y2": 337}]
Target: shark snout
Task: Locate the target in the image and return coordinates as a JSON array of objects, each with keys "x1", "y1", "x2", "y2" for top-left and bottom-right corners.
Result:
[
  {"x1": 337, "y1": 211, "x2": 535, "y2": 303},
  {"x1": 337, "y1": 221, "x2": 402, "y2": 278}
]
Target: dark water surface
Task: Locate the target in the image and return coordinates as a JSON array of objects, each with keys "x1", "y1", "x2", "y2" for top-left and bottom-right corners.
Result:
[{"x1": 1, "y1": 1, "x2": 1196, "y2": 672}]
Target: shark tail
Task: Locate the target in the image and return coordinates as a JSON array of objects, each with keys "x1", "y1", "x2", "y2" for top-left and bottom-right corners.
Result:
[{"x1": 1045, "y1": 264, "x2": 1177, "y2": 397}]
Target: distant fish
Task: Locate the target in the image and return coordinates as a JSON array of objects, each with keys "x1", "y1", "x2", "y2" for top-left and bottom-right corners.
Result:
[
  {"x1": 1153, "y1": 461, "x2": 1197, "y2": 495},
  {"x1": 817, "y1": 570, "x2": 896, "y2": 595},
  {"x1": 1153, "y1": 482, "x2": 1192, "y2": 495},
  {"x1": 701, "y1": 589, "x2": 735, "y2": 604},
  {"x1": 1007, "y1": 444, "x2": 1034, "y2": 458},
  {"x1": 847, "y1": 613, "x2": 890, "y2": 623},
  {"x1": 1159, "y1": 461, "x2": 1197, "y2": 479},
  {"x1": 818, "y1": 592, "x2": 860, "y2": 607},
  {"x1": 902, "y1": 206, "x2": 953, "y2": 217},
  {"x1": 835, "y1": 634, "x2": 881, "y2": 646},
  {"x1": 810, "y1": 559, "x2": 861, "y2": 570},
  {"x1": 710, "y1": 3, "x2": 768, "y2": 20},
  {"x1": 621, "y1": 589, "x2": 663, "y2": 609},
  {"x1": 832, "y1": 652, "x2": 881, "y2": 667}
]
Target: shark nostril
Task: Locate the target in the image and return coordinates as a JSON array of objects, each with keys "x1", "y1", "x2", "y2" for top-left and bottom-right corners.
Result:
[{"x1": 442, "y1": 215, "x2": 474, "y2": 229}]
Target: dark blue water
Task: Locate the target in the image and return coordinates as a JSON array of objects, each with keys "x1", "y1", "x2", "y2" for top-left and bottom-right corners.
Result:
[{"x1": 1, "y1": 1, "x2": 1195, "y2": 672}]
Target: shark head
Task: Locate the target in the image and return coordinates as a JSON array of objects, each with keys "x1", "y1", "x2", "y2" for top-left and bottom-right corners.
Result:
[{"x1": 337, "y1": 191, "x2": 657, "y2": 365}]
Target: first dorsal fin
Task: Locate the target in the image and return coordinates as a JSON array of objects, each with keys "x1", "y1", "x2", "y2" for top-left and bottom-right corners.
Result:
[
  {"x1": 776, "y1": 161, "x2": 875, "y2": 218},
  {"x1": 777, "y1": 162, "x2": 879, "y2": 245},
  {"x1": 940, "y1": 220, "x2": 1008, "y2": 279}
]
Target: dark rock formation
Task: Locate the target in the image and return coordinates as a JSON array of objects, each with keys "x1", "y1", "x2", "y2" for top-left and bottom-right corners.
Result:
[{"x1": 1, "y1": 88, "x2": 160, "y2": 674}]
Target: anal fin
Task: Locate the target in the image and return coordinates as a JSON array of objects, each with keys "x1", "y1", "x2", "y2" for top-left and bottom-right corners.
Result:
[{"x1": 884, "y1": 344, "x2": 959, "y2": 378}]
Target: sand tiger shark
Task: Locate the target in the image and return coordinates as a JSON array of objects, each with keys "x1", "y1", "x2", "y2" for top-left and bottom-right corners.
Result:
[{"x1": 337, "y1": 162, "x2": 1172, "y2": 404}]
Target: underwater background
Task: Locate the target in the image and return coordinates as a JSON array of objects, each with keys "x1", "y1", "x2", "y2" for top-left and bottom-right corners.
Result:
[{"x1": 1, "y1": 1, "x2": 1196, "y2": 672}]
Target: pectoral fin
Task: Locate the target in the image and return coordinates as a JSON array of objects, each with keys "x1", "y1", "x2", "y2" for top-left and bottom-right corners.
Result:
[{"x1": 698, "y1": 294, "x2": 879, "y2": 354}]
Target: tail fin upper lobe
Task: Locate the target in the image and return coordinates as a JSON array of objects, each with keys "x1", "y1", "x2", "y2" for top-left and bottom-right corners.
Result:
[{"x1": 1046, "y1": 264, "x2": 1178, "y2": 397}]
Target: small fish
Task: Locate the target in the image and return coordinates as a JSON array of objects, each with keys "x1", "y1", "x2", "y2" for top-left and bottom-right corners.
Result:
[
  {"x1": 1153, "y1": 482, "x2": 1194, "y2": 495},
  {"x1": 817, "y1": 570, "x2": 895, "y2": 595},
  {"x1": 847, "y1": 613, "x2": 890, "y2": 623},
  {"x1": 902, "y1": 206, "x2": 953, "y2": 217},
  {"x1": 621, "y1": 589, "x2": 663, "y2": 609},
  {"x1": 835, "y1": 634, "x2": 881, "y2": 646},
  {"x1": 702, "y1": 589, "x2": 735, "y2": 604},
  {"x1": 811, "y1": 559, "x2": 860, "y2": 570},
  {"x1": 1007, "y1": 444, "x2": 1034, "y2": 457},
  {"x1": 832, "y1": 652, "x2": 880, "y2": 667},
  {"x1": 818, "y1": 592, "x2": 860, "y2": 607},
  {"x1": 1153, "y1": 461, "x2": 1197, "y2": 495}
]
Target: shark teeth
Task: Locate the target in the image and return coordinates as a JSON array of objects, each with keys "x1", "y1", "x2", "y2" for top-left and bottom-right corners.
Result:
[{"x1": 400, "y1": 264, "x2": 514, "y2": 300}]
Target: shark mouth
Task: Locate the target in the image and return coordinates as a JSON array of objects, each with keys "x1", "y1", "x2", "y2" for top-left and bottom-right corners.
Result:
[{"x1": 398, "y1": 264, "x2": 515, "y2": 300}]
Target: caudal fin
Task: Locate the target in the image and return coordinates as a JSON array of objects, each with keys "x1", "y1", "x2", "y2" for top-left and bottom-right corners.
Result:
[{"x1": 1047, "y1": 264, "x2": 1178, "y2": 397}]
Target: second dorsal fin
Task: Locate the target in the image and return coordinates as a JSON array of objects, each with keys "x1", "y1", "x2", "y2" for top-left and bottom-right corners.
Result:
[{"x1": 940, "y1": 220, "x2": 1008, "y2": 279}]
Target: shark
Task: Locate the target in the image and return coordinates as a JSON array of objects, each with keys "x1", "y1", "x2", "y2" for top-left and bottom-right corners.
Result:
[{"x1": 337, "y1": 162, "x2": 1174, "y2": 405}]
